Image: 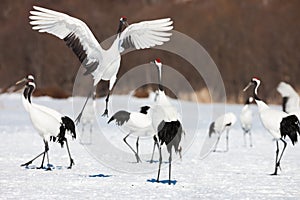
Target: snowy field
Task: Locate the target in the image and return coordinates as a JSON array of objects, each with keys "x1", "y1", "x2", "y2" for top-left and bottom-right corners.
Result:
[{"x1": 1, "y1": 93, "x2": 300, "y2": 199}]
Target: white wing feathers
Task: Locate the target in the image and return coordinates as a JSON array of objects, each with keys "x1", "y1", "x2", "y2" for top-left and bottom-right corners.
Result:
[
  {"x1": 29, "y1": 6, "x2": 102, "y2": 72},
  {"x1": 119, "y1": 18, "x2": 173, "y2": 52},
  {"x1": 277, "y1": 82, "x2": 299, "y2": 98},
  {"x1": 277, "y1": 81, "x2": 300, "y2": 113}
]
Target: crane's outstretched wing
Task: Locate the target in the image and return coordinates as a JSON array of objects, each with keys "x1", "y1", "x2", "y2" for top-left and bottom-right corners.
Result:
[
  {"x1": 119, "y1": 18, "x2": 173, "y2": 53},
  {"x1": 29, "y1": 6, "x2": 103, "y2": 75}
]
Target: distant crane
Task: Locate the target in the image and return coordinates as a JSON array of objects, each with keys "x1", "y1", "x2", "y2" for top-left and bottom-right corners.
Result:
[
  {"x1": 240, "y1": 97, "x2": 254, "y2": 147},
  {"x1": 17, "y1": 75, "x2": 76, "y2": 170},
  {"x1": 208, "y1": 112, "x2": 237, "y2": 152},
  {"x1": 277, "y1": 81, "x2": 300, "y2": 113},
  {"x1": 29, "y1": 6, "x2": 173, "y2": 121},
  {"x1": 80, "y1": 91, "x2": 96, "y2": 144},
  {"x1": 151, "y1": 58, "x2": 184, "y2": 185},
  {"x1": 108, "y1": 106, "x2": 154, "y2": 163},
  {"x1": 277, "y1": 81, "x2": 300, "y2": 121},
  {"x1": 244, "y1": 77, "x2": 300, "y2": 175}
]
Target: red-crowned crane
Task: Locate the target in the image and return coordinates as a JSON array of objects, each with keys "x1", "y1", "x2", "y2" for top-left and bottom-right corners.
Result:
[
  {"x1": 244, "y1": 77, "x2": 300, "y2": 175},
  {"x1": 240, "y1": 97, "x2": 254, "y2": 147},
  {"x1": 108, "y1": 106, "x2": 154, "y2": 163},
  {"x1": 208, "y1": 112, "x2": 237, "y2": 152},
  {"x1": 151, "y1": 58, "x2": 184, "y2": 185},
  {"x1": 29, "y1": 6, "x2": 173, "y2": 121},
  {"x1": 17, "y1": 75, "x2": 76, "y2": 170}
]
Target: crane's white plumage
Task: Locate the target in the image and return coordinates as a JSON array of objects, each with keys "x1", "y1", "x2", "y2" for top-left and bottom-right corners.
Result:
[
  {"x1": 209, "y1": 112, "x2": 236, "y2": 152},
  {"x1": 240, "y1": 97, "x2": 254, "y2": 147},
  {"x1": 18, "y1": 75, "x2": 76, "y2": 169},
  {"x1": 119, "y1": 18, "x2": 172, "y2": 52},
  {"x1": 108, "y1": 106, "x2": 154, "y2": 163},
  {"x1": 245, "y1": 78, "x2": 288, "y2": 139},
  {"x1": 29, "y1": 6, "x2": 173, "y2": 119},
  {"x1": 277, "y1": 81, "x2": 300, "y2": 113},
  {"x1": 151, "y1": 58, "x2": 183, "y2": 185},
  {"x1": 244, "y1": 77, "x2": 300, "y2": 175}
]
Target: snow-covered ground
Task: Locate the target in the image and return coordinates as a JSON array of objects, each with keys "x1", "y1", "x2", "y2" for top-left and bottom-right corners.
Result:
[{"x1": 1, "y1": 93, "x2": 300, "y2": 199}]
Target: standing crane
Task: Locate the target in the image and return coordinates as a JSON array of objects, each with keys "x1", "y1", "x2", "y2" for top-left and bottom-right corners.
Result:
[
  {"x1": 244, "y1": 77, "x2": 300, "y2": 175},
  {"x1": 17, "y1": 75, "x2": 76, "y2": 170},
  {"x1": 240, "y1": 97, "x2": 254, "y2": 147},
  {"x1": 151, "y1": 58, "x2": 184, "y2": 185},
  {"x1": 208, "y1": 112, "x2": 237, "y2": 152}
]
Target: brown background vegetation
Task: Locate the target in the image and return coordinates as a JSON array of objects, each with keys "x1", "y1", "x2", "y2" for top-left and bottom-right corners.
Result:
[{"x1": 1, "y1": 0, "x2": 300, "y2": 104}]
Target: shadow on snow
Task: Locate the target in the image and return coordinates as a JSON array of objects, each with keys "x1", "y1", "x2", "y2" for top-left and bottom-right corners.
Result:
[{"x1": 147, "y1": 178, "x2": 177, "y2": 185}]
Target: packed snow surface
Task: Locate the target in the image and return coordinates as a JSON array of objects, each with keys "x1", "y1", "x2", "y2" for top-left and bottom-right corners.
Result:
[{"x1": 0, "y1": 93, "x2": 300, "y2": 199}]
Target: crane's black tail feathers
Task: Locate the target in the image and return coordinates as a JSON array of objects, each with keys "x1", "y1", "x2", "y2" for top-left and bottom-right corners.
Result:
[
  {"x1": 57, "y1": 116, "x2": 76, "y2": 148},
  {"x1": 158, "y1": 120, "x2": 183, "y2": 153},
  {"x1": 62, "y1": 116, "x2": 76, "y2": 139},
  {"x1": 208, "y1": 122, "x2": 215, "y2": 138},
  {"x1": 280, "y1": 115, "x2": 300, "y2": 145}
]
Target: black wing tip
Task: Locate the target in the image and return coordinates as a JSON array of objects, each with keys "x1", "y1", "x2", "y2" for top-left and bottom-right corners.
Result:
[
  {"x1": 107, "y1": 116, "x2": 115, "y2": 124},
  {"x1": 107, "y1": 111, "x2": 130, "y2": 126}
]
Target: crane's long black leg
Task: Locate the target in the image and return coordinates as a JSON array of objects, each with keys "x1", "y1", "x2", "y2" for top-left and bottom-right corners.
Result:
[
  {"x1": 249, "y1": 131, "x2": 253, "y2": 147},
  {"x1": 45, "y1": 149, "x2": 51, "y2": 171},
  {"x1": 65, "y1": 139, "x2": 75, "y2": 169},
  {"x1": 243, "y1": 131, "x2": 247, "y2": 147},
  {"x1": 88, "y1": 123, "x2": 93, "y2": 144},
  {"x1": 21, "y1": 152, "x2": 44, "y2": 167},
  {"x1": 102, "y1": 90, "x2": 111, "y2": 117},
  {"x1": 271, "y1": 140, "x2": 279, "y2": 175},
  {"x1": 212, "y1": 134, "x2": 221, "y2": 152},
  {"x1": 75, "y1": 89, "x2": 94, "y2": 124},
  {"x1": 276, "y1": 139, "x2": 287, "y2": 172},
  {"x1": 136, "y1": 136, "x2": 140, "y2": 162},
  {"x1": 168, "y1": 149, "x2": 172, "y2": 185},
  {"x1": 123, "y1": 133, "x2": 141, "y2": 163},
  {"x1": 150, "y1": 135, "x2": 158, "y2": 163},
  {"x1": 156, "y1": 145, "x2": 162, "y2": 183},
  {"x1": 21, "y1": 140, "x2": 48, "y2": 168},
  {"x1": 225, "y1": 129, "x2": 229, "y2": 152},
  {"x1": 37, "y1": 140, "x2": 49, "y2": 169}
]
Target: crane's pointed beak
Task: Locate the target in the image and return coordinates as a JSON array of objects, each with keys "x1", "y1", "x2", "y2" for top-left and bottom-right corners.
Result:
[
  {"x1": 15, "y1": 78, "x2": 27, "y2": 85},
  {"x1": 243, "y1": 82, "x2": 253, "y2": 92},
  {"x1": 123, "y1": 21, "x2": 129, "y2": 27}
]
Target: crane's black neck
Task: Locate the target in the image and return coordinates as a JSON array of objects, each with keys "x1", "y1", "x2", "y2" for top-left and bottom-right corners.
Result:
[
  {"x1": 253, "y1": 82, "x2": 261, "y2": 101},
  {"x1": 282, "y1": 97, "x2": 288, "y2": 113},
  {"x1": 24, "y1": 83, "x2": 35, "y2": 104},
  {"x1": 117, "y1": 21, "x2": 123, "y2": 35}
]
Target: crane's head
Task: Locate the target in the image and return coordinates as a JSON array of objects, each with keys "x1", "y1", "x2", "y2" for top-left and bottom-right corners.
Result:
[
  {"x1": 15, "y1": 74, "x2": 35, "y2": 86},
  {"x1": 120, "y1": 16, "x2": 127, "y2": 23},
  {"x1": 151, "y1": 58, "x2": 163, "y2": 91},
  {"x1": 153, "y1": 58, "x2": 162, "y2": 71},
  {"x1": 118, "y1": 16, "x2": 128, "y2": 33},
  {"x1": 15, "y1": 75, "x2": 36, "y2": 103},
  {"x1": 243, "y1": 77, "x2": 261, "y2": 92},
  {"x1": 140, "y1": 105, "x2": 151, "y2": 114}
]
